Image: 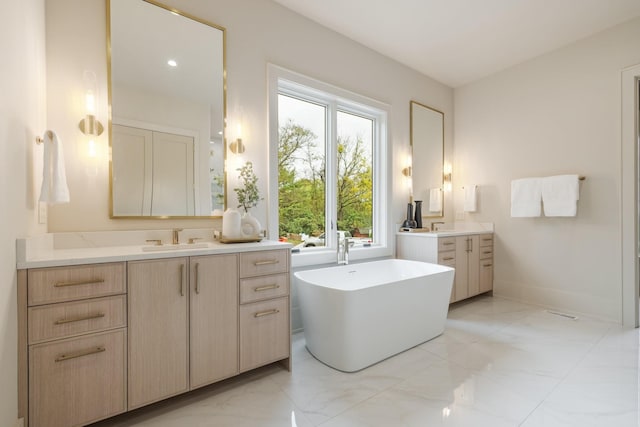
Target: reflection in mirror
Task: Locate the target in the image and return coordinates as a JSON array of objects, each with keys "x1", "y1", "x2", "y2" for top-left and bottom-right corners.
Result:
[
  {"x1": 108, "y1": 0, "x2": 226, "y2": 217},
  {"x1": 410, "y1": 101, "x2": 444, "y2": 218}
]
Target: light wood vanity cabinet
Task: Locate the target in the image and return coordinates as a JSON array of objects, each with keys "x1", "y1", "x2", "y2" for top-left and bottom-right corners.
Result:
[
  {"x1": 127, "y1": 254, "x2": 241, "y2": 407},
  {"x1": 239, "y1": 250, "x2": 291, "y2": 372},
  {"x1": 479, "y1": 235, "x2": 494, "y2": 293},
  {"x1": 396, "y1": 232, "x2": 494, "y2": 303},
  {"x1": 127, "y1": 257, "x2": 189, "y2": 409},
  {"x1": 21, "y1": 262, "x2": 127, "y2": 427},
  {"x1": 19, "y1": 246, "x2": 291, "y2": 427},
  {"x1": 454, "y1": 235, "x2": 480, "y2": 301},
  {"x1": 189, "y1": 254, "x2": 239, "y2": 388}
]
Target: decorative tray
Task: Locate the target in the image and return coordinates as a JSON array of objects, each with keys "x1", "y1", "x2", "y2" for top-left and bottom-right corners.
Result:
[{"x1": 219, "y1": 235, "x2": 263, "y2": 244}]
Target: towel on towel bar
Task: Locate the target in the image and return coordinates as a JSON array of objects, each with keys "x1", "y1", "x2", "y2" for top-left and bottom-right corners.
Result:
[
  {"x1": 541, "y1": 175, "x2": 579, "y2": 217},
  {"x1": 39, "y1": 130, "x2": 70, "y2": 204},
  {"x1": 511, "y1": 178, "x2": 542, "y2": 217}
]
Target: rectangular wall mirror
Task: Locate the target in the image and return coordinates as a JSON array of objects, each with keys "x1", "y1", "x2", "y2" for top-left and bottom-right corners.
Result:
[
  {"x1": 108, "y1": 0, "x2": 226, "y2": 218},
  {"x1": 410, "y1": 101, "x2": 444, "y2": 218}
]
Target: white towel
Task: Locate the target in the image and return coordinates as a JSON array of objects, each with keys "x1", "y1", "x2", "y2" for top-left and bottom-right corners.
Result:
[
  {"x1": 511, "y1": 178, "x2": 542, "y2": 217},
  {"x1": 464, "y1": 185, "x2": 477, "y2": 212},
  {"x1": 39, "y1": 130, "x2": 70, "y2": 204},
  {"x1": 429, "y1": 188, "x2": 442, "y2": 212},
  {"x1": 541, "y1": 175, "x2": 579, "y2": 217}
]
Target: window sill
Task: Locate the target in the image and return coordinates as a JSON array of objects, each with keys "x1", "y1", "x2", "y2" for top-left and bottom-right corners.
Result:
[{"x1": 290, "y1": 245, "x2": 392, "y2": 268}]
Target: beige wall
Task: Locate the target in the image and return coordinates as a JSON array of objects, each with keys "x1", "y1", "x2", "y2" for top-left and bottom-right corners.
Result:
[
  {"x1": 454, "y1": 17, "x2": 640, "y2": 321},
  {"x1": 45, "y1": 0, "x2": 454, "y2": 233},
  {"x1": 1, "y1": 0, "x2": 47, "y2": 425}
]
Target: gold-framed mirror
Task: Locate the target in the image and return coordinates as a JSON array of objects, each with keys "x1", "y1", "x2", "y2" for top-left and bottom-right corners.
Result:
[
  {"x1": 108, "y1": 0, "x2": 226, "y2": 218},
  {"x1": 410, "y1": 101, "x2": 444, "y2": 218}
]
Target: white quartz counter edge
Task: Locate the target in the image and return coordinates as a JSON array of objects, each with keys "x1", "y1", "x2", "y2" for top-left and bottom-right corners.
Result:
[
  {"x1": 17, "y1": 240, "x2": 293, "y2": 269},
  {"x1": 396, "y1": 230, "x2": 494, "y2": 238}
]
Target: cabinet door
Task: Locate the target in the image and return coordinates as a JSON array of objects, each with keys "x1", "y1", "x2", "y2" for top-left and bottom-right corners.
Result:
[
  {"x1": 190, "y1": 254, "x2": 239, "y2": 389},
  {"x1": 467, "y1": 235, "x2": 480, "y2": 296},
  {"x1": 454, "y1": 236, "x2": 470, "y2": 301},
  {"x1": 128, "y1": 258, "x2": 189, "y2": 409}
]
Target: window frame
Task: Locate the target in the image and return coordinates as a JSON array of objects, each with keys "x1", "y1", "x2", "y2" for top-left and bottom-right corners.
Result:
[{"x1": 268, "y1": 65, "x2": 391, "y2": 267}]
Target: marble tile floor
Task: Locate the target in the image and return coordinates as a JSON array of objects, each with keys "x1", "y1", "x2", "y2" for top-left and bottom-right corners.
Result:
[{"x1": 92, "y1": 296, "x2": 640, "y2": 427}]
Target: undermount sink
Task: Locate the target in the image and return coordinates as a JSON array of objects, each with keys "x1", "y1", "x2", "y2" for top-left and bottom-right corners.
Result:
[{"x1": 141, "y1": 242, "x2": 210, "y2": 252}]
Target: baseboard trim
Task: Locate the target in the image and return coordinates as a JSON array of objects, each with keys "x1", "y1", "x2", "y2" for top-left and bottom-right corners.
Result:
[{"x1": 15, "y1": 418, "x2": 24, "y2": 427}]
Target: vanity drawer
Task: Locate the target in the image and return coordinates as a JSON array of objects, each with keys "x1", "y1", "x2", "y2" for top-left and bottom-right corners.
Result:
[
  {"x1": 437, "y1": 237, "x2": 456, "y2": 252},
  {"x1": 240, "y1": 273, "x2": 289, "y2": 304},
  {"x1": 239, "y1": 297, "x2": 290, "y2": 372},
  {"x1": 479, "y1": 234, "x2": 494, "y2": 247},
  {"x1": 28, "y1": 295, "x2": 126, "y2": 344},
  {"x1": 28, "y1": 262, "x2": 126, "y2": 306},
  {"x1": 438, "y1": 252, "x2": 456, "y2": 266},
  {"x1": 479, "y1": 247, "x2": 494, "y2": 260},
  {"x1": 29, "y1": 329, "x2": 127, "y2": 427},
  {"x1": 239, "y1": 250, "x2": 288, "y2": 278}
]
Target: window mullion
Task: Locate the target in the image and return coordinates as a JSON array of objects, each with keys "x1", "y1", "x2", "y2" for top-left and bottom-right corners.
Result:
[{"x1": 326, "y1": 100, "x2": 338, "y2": 250}]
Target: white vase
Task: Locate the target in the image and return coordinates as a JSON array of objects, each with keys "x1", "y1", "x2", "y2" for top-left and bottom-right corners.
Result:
[
  {"x1": 241, "y1": 212, "x2": 261, "y2": 237},
  {"x1": 222, "y1": 208, "x2": 242, "y2": 238}
]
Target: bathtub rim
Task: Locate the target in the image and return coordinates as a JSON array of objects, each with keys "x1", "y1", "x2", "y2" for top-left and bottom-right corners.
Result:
[{"x1": 294, "y1": 258, "x2": 454, "y2": 291}]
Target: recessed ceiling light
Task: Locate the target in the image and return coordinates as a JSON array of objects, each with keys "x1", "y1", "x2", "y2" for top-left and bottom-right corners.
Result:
[
  {"x1": 167, "y1": 59, "x2": 177, "y2": 67},
  {"x1": 218, "y1": 131, "x2": 223, "y2": 135}
]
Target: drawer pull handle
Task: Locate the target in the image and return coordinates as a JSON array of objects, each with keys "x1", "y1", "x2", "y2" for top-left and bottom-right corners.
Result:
[
  {"x1": 254, "y1": 284, "x2": 280, "y2": 292},
  {"x1": 442, "y1": 257, "x2": 455, "y2": 261},
  {"x1": 254, "y1": 260, "x2": 279, "y2": 266},
  {"x1": 442, "y1": 242, "x2": 454, "y2": 246},
  {"x1": 254, "y1": 309, "x2": 279, "y2": 318},
  {"x1": 483, "y1": 263, "x2": 493, "y2": 267},
  {"x1": 54, "y1": 279, "x2": 105, "y2": 288},
  {"x1": 483, "y1": 251, "x2": 492, "y2": 254},
  {"x1": 482, "y1": 238, "x2": 493, "y2": 241},
  {"x1": 54, "y1": 313, "x2": 105, "y2": 325},
  {"x1": 55, "y1": 346, "x2": 105, "y2": 362}
]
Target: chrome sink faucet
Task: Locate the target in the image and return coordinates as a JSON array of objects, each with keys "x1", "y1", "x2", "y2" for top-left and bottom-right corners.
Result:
[{"x1": 337, "y1": 232, "x2": 350, "y2": 265}]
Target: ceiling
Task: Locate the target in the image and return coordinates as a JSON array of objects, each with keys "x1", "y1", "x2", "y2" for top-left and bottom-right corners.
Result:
[{"x1": 272, "y1": 0, "x2": 640, "y2": 87}]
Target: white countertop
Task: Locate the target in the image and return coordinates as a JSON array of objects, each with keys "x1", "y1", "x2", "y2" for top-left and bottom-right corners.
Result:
[
  {"x1": 396, "y1": 222, "x2": 494, "y2": 238},
  {"x1": 16, "y1": 229, "x2": 292, "y2": 269}
]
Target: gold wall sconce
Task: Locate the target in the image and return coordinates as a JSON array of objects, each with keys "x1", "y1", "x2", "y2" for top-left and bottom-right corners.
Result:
[
  {"x1": 78, "y1": 72, "x2": 103, "y2": 157},
  {"x1": 78, "y1": 72, "x2": 103, "y2": 137},
  {"x1": 443, "y1": 163, "x2": 452, "y2": 192},
  {"x1": 402, "y1": 153, "x2": 412, "y2": 177},
  {"x1": 229, "y1": 122, "x2": 245, "y2": 154},
  {"x1": 229, "y1": 138, "x2": 245, "y2": 154}
]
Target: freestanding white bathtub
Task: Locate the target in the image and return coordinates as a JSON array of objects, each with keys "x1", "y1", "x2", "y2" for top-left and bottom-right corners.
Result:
[{"x1": 294, "y1": 258, "x2": 454, "y2": 372}]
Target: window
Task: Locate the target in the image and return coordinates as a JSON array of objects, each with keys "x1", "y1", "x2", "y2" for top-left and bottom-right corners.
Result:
[{"x1": 268, "y1": 66, "x2": 390, "y2": 266}]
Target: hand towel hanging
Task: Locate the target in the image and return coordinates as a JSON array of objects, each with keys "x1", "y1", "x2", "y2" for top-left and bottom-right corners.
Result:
[
  {"x1": 511, "y1": 178, "x2": 542, "y2": 217},
  {"x1": 541, "y1": 175, "x2": 579, "y2": 217},
  {"x1": 463, "y1": 185, "x2": 477, "y2": 212},
  {"x1": 428, "y1": 188, "x2": 442, "y2": 212},
  {"x1": 39, "y1": 130, "x2": 70, "y2": 204}
]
